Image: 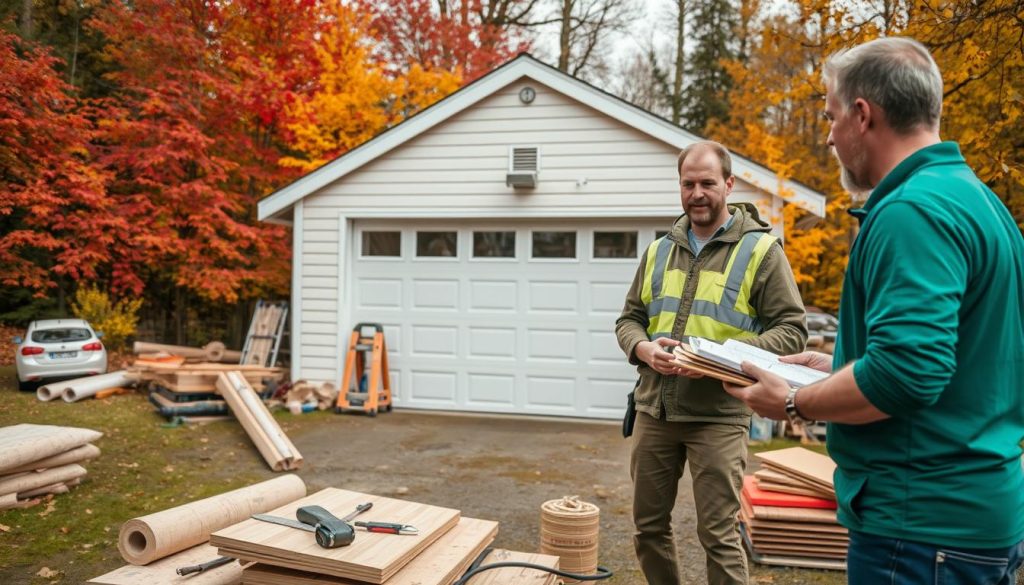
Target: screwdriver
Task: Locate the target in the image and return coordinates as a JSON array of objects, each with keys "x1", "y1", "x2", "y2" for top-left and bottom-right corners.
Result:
[{"x1": 354, "y1": 521, "x2": 419, "y2": 535}]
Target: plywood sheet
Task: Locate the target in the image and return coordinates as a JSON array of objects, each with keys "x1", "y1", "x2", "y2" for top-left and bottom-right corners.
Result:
[
  {"x1": 740, "y1": 494, "x2": 842, "y2": 529},
  {"x1": 0, "y1": 424, "x2": 102, "y2": 474},
  {"x1": 755, "y1": 447, "x2": 836, "y2": 490},
  {"x1": 741, "y1": 525, "x2": 846, "y2": 571},
  {"x1": 240, "y1": 517, "x2": 497, "y2": 585},
  {"x1": 465, "y1": 549, "x2": 561, "y2": 585},
  {"x1": 213, "y1": 488, "x2": 460, "y2": 583},
  {"x1": 755, "y1": 481, "x2": 834, "y2": 500},
  {"x1": 90, "y1": 544, "x2": 244, "y2": 584}
]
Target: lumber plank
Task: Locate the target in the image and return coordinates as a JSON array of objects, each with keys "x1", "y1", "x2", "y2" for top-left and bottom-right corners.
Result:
[
  {"x1": 212, "y1": 488, "x2": 460, "y2": 583},
  {"x1": 215, "y1": 372, "x2": 302, "y2": 471}
]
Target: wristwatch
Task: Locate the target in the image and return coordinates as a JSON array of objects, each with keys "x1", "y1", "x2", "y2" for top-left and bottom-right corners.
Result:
[{"x1": 784, "y1": 387, "x2": 814, "y2": 425}]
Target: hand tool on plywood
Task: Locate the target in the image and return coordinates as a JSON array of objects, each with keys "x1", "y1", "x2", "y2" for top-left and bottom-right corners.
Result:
[
  {"x1": 335, "y1": 322, "x2": 392, "y2": 416},
  {"x1": 252, "y1": 502, "x2": 372, "y2": 548}
]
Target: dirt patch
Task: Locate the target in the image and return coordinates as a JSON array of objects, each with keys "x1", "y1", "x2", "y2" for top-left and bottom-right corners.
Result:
[{"x1": 1, "y1": 369, "x2": 845, "y2": 584}]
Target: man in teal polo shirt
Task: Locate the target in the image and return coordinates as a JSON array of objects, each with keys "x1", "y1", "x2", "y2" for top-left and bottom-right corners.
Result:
[{"x1": 723, "y1": 37, "x2": 1024, "y2": 584}]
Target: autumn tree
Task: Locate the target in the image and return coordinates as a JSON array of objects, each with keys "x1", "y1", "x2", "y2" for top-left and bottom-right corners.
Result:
[
  {"x1": 358, "y1": 0, "x2": 530, "y2": 83},
  {"x1": 0, "y1": 29, "x2": 114, "y2": 303}
]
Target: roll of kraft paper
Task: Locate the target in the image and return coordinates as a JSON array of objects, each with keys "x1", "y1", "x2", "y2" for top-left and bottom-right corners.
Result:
[{"x1": 118, "y1": 474, "x2": 306, "y2": 565}]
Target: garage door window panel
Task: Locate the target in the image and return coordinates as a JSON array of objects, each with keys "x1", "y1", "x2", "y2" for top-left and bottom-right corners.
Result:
[
  {"x1": 531, "y1": 231, "x2": 577, "y2": 260},
  {"x1": 593, "y1": 231, "x2": 638, "y2": 260},
  {"x1": 417, "y1": 231, "x2": 458, "y2": 258},
  {"x1": 362, "y1": 231, "x2": 402, "y2": 257},
  {"x1": 472, "y1": 231, "x2": 516, "y2": 259}
]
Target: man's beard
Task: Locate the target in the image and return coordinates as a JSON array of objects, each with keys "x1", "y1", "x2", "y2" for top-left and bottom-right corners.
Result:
[
  {"x1": 686, "y1": 198, "x2": 724, "y2": 227},
  {"x1": 833, "y1": 147, "x2": 872, "y2": 203}
]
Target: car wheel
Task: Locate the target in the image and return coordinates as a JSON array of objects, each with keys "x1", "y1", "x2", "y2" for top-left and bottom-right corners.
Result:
[{"x1": 18, "y1": 379, "x2": 37, "y2": 392}]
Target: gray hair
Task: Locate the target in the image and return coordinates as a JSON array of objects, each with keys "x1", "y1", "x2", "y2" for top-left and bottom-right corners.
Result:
[
  {"x1": 677, "y1": 140, "x2": 733, "y2": 180},
  {"x1": 823, "y1": 37, "x2": 943, "y2": 133}
]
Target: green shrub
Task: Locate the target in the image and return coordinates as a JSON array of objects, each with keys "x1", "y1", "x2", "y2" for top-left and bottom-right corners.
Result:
[{"x1": 70, "y1": 286, "x2": 143, "y2": 350}]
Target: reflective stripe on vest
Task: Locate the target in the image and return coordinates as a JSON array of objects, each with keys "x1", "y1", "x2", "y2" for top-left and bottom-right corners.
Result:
[{"x1": 642, "y1": 232, "x2": 778, "y2": 342}]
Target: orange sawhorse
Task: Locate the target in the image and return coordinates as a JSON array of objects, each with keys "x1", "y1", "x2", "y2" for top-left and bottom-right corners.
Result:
[{"x1": 335, "y1": 322, "x2": 392, "y2": 416}]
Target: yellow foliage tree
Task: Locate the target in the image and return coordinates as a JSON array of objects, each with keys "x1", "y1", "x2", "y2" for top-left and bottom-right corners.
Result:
[
  {"x1": 70, "y1": 285, "x2": 143, "y2": 350},
  {"x1": 711, "y1": 0, "x2": 1023, "y2": 312},
  {"x1": 280, "y1": 5, "x2": 461, "y2": 172}
]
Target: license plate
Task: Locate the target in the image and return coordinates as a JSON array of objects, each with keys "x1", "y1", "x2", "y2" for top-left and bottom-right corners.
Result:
[{"x1": 49, "y1": 351, "x2": 77, "y2": 359}]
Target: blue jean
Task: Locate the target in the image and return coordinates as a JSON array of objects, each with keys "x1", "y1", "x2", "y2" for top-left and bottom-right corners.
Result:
[{"x1": 848, "y1": 530, "x2": 1024, "y2": 585}]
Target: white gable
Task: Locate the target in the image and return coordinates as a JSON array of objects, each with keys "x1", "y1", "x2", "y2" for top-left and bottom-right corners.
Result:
[{"x1": 258, "y1": 54, "x2": 826, "y2": 222}]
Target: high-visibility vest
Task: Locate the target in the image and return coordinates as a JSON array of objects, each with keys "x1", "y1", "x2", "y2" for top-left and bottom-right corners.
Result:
[{"x1": 641, "y1": 232, "x2": 778, "y2": 342}]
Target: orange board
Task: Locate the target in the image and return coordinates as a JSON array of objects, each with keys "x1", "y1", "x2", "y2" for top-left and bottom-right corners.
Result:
[{"x1": 742, "y1": 476, "x2": 836, "y2": 510}]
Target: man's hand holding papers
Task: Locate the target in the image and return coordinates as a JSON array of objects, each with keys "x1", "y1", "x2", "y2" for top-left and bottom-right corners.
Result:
[{"x1": 671, "y1": 338, "x2": 830, "y2": 388}]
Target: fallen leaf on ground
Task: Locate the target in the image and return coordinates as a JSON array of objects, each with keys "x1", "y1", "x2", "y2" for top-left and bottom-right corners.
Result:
[
  {"x1": 0, "y1": 523, "x2": 9, "y2": 532},
  {"x1": 36, "y1": 567, "x2": 59, "y2": 578}
]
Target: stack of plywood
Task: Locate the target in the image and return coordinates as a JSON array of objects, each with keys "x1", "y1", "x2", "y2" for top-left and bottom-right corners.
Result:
[
  {"x1": 212, "y1": 488, "x2": 561, "y2": 585},
  {"x1": 0, "y1": 424, "x2": 102, "y2": 510},
  {"x1": 740, "y1": 447, "x2": 847, "y2": 571}
]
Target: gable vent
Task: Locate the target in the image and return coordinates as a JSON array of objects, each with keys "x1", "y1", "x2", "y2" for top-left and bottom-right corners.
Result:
[{"x1": 507, "y1": 145, "x2": 539, "y2": 189}]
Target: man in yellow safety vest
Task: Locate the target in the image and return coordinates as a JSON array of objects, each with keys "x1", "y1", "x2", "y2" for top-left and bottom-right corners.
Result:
[{"x1": 616, "y1": 140, "x2": 807, "y2": 584}]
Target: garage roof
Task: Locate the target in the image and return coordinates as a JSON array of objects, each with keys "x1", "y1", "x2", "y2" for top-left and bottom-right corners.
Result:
[{"x1": 258, "y1": 54, "x2": 827, "y2": 223}]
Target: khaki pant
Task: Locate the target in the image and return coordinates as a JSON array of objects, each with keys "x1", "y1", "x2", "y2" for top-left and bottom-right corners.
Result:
[{"x1": 630, "y1": 412, "x2": 748, "y2": 585}]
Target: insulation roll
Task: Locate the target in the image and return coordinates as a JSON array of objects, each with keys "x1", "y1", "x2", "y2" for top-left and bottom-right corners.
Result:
[
  {"x1": 539, "y1": 495, "x2": 600, "y2": 581},
  {"x1": 0, "y1": 424, "x2": 102, "y2": 474},
  {"x1": 117, "y1": 474, "x2": 306, "y2": 566},
  {"x1": 0, "y1": 463, "x2": 87, "y2": 496},
  {"x1": 3, "y1": 443, "x2": 101, "y2": 474},
  {"x1": 60, "y1": 371, "x2": 134, "y2": 402}
]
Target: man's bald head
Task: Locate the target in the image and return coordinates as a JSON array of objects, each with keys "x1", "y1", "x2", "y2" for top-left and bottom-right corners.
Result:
[{"x1": 677, "y1": 141, "x2": 733, "y2": 181}]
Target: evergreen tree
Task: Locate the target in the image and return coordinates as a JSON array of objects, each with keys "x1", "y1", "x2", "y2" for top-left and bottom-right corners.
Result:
[{"x1": 681, "y1": 0, "x2": 737, "y2": 133}]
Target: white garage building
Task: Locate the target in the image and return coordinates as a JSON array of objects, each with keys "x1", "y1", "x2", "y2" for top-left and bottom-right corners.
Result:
[{"x1": 258, "y1": 54, "x2": 827, "y2": 420}]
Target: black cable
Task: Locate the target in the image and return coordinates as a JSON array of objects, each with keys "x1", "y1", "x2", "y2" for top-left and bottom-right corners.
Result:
[{"x1": 452, "y1": 557, "x2": 613, "y2": 585}]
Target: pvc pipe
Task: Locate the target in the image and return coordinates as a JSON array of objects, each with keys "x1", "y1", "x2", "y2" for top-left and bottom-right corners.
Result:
[
  {"x1": 60, "y1": 371, "x2": 133, "y2": 403},
  {"x1": 36, "y1": 384, "x2": 62, "y2": 401}
]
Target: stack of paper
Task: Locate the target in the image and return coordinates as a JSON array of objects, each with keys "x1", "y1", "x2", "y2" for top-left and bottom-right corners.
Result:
[
  {"x1": 740, "y1": 448, "x2": 847, "y2": 571},
  {"x1": 672, "y1": 338, "x2": 830, "y2": 388}
]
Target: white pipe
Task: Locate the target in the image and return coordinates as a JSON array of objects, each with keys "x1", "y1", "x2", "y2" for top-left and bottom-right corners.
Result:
[
  {"x1": 60, "y1": 371, "x2": 133, "y2": 403},
  {"x1": 36, "y1": 384, "x2": 63, "y2": 402},
  {"x1": 227, "y1": 371, "x2": 293, "y2": 460}
]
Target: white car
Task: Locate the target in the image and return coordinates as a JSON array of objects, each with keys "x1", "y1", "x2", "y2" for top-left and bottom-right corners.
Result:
[{"x1": 14, "y1": 319, "x2": 107, "y2": 391}]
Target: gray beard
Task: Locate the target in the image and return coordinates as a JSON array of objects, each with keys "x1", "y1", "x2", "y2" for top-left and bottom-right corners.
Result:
[{"x1": 840, "y1": 166, "x2": 872, "y2": 203}]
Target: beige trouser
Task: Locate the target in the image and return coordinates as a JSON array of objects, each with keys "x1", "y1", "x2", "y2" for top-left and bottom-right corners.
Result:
[{"x1": 630, "y1": 412, "x2": 749, "y2": 585}]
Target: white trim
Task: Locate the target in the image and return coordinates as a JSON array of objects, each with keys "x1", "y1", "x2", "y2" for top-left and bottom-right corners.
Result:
[
  {"x1": 336, "y1": 214, "x2": 351, "y2": 389},
  {"x1": 315, "y1": 206, "x2": 686, "y2": 219},
  {"x1": 290, "y1": 200, "x2": 303, "y2": 382},
  {"x1": 258, "y1": 55, "x2": 826, "y2": 221}
]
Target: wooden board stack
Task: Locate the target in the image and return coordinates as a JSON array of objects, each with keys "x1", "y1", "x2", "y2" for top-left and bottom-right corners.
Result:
[
  {"x1": 0, "y1": 424, "x2": 102, "y2": 510},
  {"x1": 740, "y1": 447, "x2": 847, "y2": 571},
  {"x1": 212, "y1": 488, "x2": 461, "y2": 583}
]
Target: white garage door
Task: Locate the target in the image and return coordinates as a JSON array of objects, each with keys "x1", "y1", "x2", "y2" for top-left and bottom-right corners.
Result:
[{"x1": 347, "y1": 219, "x2": 671, "y2": 419}]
